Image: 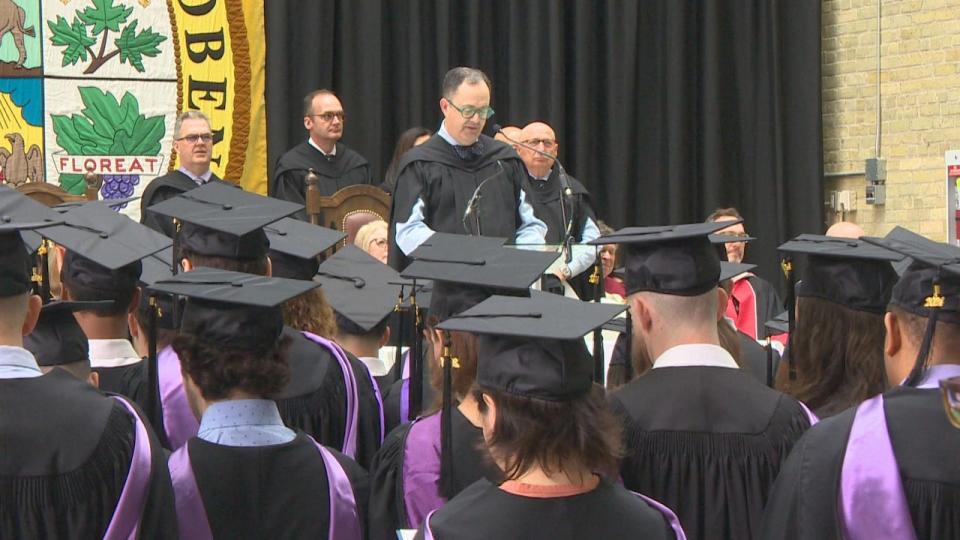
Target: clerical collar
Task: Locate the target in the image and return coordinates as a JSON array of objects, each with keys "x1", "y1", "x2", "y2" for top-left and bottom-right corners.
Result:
[
  {"x1": 307, "y1": 137, "x2": 337, "y2": 157},
  {"x1": 178, "y1": 167, "x2": 213, "y2": 186},
  {"x1": 437, "y1": 121, "x2": 478, "y2": 147}
]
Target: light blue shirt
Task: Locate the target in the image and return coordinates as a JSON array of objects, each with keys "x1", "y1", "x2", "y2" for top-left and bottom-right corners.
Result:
[
  {"x1": 0, "y1": 345, "x2": 43, "y2": 379},
  {"x1": 197, "y1": 399, "x2": 296, "y2": 447},
  {"x1": 394, "y1": 122, "x2": 547, "y2": 255},
  {"x1": 178, "y1": 166, "x2": 213, "y2": 186}
]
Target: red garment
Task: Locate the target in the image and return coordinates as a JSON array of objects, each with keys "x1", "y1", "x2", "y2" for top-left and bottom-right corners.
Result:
[
  {"x1": 727, "y1": 275, "x2": 760, "y2": 339},
  {"x1": 604, "y1": 276, "x2": 627, "y2": 297}
]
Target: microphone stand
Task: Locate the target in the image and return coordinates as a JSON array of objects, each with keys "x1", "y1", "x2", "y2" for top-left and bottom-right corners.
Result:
[{"x1": 462, "y1": 161, "x2": 505, "y2": 236}]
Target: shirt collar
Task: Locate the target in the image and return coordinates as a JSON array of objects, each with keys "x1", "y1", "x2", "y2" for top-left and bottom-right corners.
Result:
[
  {"x1": 915, "y1": 364, "x2": 960, "y2": 389},
  {"x1": 178, "y1": 167, "x2": 213, "y2": 185},
  {"x1": 307, "y1": 137, "x2": 337, "y2": 157},
  {"x1": 199, "y1": 399, "x2": 286, "y2": 433},
  {"x1": 652, "y1": 343, "x2": 740, "y2": 370},
  {"x1": 0, "y1": 345, "x2": 42, "y2": 378},
  {"x1": 359, "y1": 355, "x2": 392, "y2": 377},
  {"x1": 88, "y1": 339, "x2": 141, "y2": 368}
]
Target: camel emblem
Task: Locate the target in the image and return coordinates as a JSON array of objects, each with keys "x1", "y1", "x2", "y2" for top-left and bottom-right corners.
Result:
[
  {"x1": 0, "y1": 0, "x2": 35, "y2": 69},
  {"x1": 0, "y1": 132, "x2": 43, "y2": 185}
]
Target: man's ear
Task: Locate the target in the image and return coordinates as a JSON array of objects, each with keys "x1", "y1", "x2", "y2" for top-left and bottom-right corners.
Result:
[
  {"x1": 127, "y1": 287, "x2": 142, "y2": 314},
  {"x1": 379, "y1": 325, "x2": 391, "y2": 348},
  {"x1": 716, "y1": 287, "x2": 729, "y2": 322},
  {"x1": 127, "y1": 311, "x2": 141, "y2": 340},
  {"x1": 22, "y1": 294, "x2": 42, "y2": 336},
  {"x1": 630, "y1": 295, "x2": 654, "y2": 333},
  {"x1": 884, "y1": 311, "x2": 902, "y2": 359},
  {"x1": 180, "y1": 258, "x2": 192, "y2": 272},
  {"x1": 87, "y1": 370, "x2": 100, "y2": 389}
]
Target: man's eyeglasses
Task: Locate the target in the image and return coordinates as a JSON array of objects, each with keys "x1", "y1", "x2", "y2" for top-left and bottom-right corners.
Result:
[
  {"x1": 447, "y1": 101, "x2": 495, "y2": 120},
  {"x1": 715, "y1": 231, "x2": 750, "y2": 239},
  {"x1": 523, "y1": 138, "x2": 558, "y2": 150},
  {"x1": 176, "y1": 133, "x2": 214, "y2": 144},
  {"x1": 310, "y1": 111, "x2": 345, "y2": 122}
]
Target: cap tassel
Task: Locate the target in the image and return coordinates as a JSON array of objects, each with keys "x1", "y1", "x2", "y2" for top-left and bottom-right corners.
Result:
[
  {"x1": 439, "y1": 332, "x2": 456, "y2": 499},
  {"x1": 905, "y1": 283, "x2": 944, "y2": 387},
  {"x1": 781, "y1": 257, "x2": 797, "y2": 381},
  {"x1": 408, "y1": 282, "x2": 424, "y2": 421},
  {"x1": 146, "y1": 294, "x2": 169, "y2": 448}
]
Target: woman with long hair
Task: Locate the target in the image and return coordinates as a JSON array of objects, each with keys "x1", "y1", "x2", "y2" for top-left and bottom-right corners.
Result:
[{"x1": 381, "y1": 126, "x2": 432, "y2": 193}]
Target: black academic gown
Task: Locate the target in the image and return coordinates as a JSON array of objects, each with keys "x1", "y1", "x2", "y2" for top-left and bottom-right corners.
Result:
[
  {"x1": 275, "y1": 327, "x2": 383, "y2": 469},
  {"x1": 271, "y1": 141, "x2": 373, "y2": 221},
  {"x1": 0, "y1": 369, "x2": 177, "y2": 538},
  {"x1": 610, "y1": 366, "x2": 812, "y2": 540},
  {"x1": 182, "y1": 433, "x2": 369, "y2": 539},
  {"x1": 737, "y1": 331, "x2": 769, "y2": 384},
  {"x1": 368, "y1": 407, "x2": 501, "y2": 540},
  {"x1": 94, "y1": 361, "x2": 144, "y2": 397},
  {"x1": 760, "y1": 385, "x2": 960, "y2": 540},
  {"x1": 415, "y1": 478, "x2": 677, "y2": 540},
  {"x1": 388, "y1": 134, "x2": 527, "y2": 270},
  {"x1": 139, "y1": 170, "x2": 223, "y2": 237},
  {"x1": 382, "y1": 344, "x2": 437, "y2": 433}
]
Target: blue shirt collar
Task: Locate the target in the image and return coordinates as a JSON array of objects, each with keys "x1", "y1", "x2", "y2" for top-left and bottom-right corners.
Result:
[
  {"x1": 438, "y1": 121, "x2": 482, "y2": 147},
  {"x1": 178, "y1": 167, "x2": 213, "y2": 185},
  {"x1": 916, "y1": 364, "x2": 960, "y2": 389},
  {"x1": 199, "y1": 399, "x2": 287, "y2": 432},
  {"x1": 0, "y1": 346, "x2": 43, "y2": 379}
]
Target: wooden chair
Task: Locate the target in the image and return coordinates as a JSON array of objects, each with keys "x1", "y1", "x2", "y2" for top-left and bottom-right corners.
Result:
[
  {"x1": 16, "y1": 171, "x2": 101, "y2": 207},
  {"x1": 308, "y1": 180, "x2": 392, "y2": 247}
]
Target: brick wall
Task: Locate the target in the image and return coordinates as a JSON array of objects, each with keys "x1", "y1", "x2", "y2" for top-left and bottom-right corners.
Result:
[{"x1": 822, "y1": 0, "x2": 960, "y2": 240}]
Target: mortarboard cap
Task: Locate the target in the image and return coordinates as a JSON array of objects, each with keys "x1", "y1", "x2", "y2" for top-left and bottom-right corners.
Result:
[
  {"x1": 147, "y1": 182, "x2": 301, "y2": 259},
  {"x1": 24, "y1": 301, "x2": 110, "y2": 367},
  {"x1": 148, "y1": 267, "x2": 317, "y2": 350},
  {"x1": 589, "y1": 221, "x2": 734, "y2": 296},
  {"x1": 316, "y1": 245, "x2": 403, "y2": 333},
  {"x1": 0, "y1": 186, "x2": 65, "y2": 296},
  {"x1": 778, "y1": 234, "x2": 901, "y2": 314},
  {"x1": 266, "y1": 218, "x2": 345, "y2": 280},
  {"x1": 137, "y1": 247, "x2": 177, "y2": 330},
  {"x1": 719, "y1": 262, "x2": 756, "y2": 283},
  {"x1": 438, "y1": 294, "x2": 625, "y2": 400},
  {"x1": 764, "y1": 311, "x2": 790, "y2": 335}
]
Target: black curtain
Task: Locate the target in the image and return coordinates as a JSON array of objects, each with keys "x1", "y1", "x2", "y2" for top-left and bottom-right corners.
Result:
[{"x1": 265, "y1": 0, "x2": 822, "y2": 287}]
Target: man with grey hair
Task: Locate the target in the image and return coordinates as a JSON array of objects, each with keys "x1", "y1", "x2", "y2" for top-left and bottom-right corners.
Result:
[
  {"x1": 140, "y1": 110, "x2": 223, "y2": 237},
  {"x1": 601, "y1": 222, "x2": 813, "y2": 540},
  {"x1": 388, "y1": 66, "x2": 546, "y2": 268}
]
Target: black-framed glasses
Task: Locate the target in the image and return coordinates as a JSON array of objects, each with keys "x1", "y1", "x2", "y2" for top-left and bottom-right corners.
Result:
[
  {"x1": 523, "y1": 138, "x2": 558, "y2": 150},
  {"x1": 175, "y1": 133, "x2": 214, "y2": 144},
  {"x1": 309, "y1": 111, "x2": 345, "y2": 122},
  {"x1": 941, "y1": 376, "x2": 960, "y2": 428},
  {"x1": 715, "y1": 231, "x2": 750, "y2": 239},
  {"x1": 447, "y1": 100, "x2": 495, "y2": 120}
]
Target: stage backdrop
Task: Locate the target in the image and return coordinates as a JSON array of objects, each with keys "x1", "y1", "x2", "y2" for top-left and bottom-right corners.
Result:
[
  {"x1": 265, "y1": 0, "x2": 823, "y2": 288},
  {"x1": 0, "y1": 0, "x2": 268, "y2": 219}
]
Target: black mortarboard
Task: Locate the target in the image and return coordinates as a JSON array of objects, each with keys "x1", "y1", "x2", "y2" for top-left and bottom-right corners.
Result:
[
  {"x1": 316, "y1": 245, "x2": 403, "y2": 333},
  {"x1": 589, "y1": 221, "x2": 734, "y2": 296},
  {"x1": 146, "y1": 182, "x2": 301, "y2": 259},
  {"x1": 41, "y1": 201, "x2": 171, "y2": 270},
  {"x1": 764, "y1": 311, "x2": 790, "y2": 335},
  {"x1": 439, "y1": 293, "x2": 625, "y2": 400},
  {"x1": 778, "y1": 234, "x2": 901, "y2": 314},
  {"x1": 861, "y1": 227, "x2": 960, "y2": 386},
  {"x1": 266, "y1": 218, "x2": 345, "y2": 280},
  {"x1": 720, "y1": 262, "x2": 756, "y2": 283},
  {"x1": 148, "y1": 267, "x2": 317, "y2": 350},
  {"x1": 710, "y1": 231, "x2": 756, "y2": 262},
  {"x1": 137, "y1": 247, "x2": 177, "y2": 331},
  {"x1": 0, "y1": 186, "x2": 66, "y2": 297},
  {"x1": 24, "y1": 301, "x2": 110, "y2": 367}
]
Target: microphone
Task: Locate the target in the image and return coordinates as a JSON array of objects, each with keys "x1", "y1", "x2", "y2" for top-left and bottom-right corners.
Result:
[{"x1": 462, "y1": 160, "x2": 505, "y2": 235}]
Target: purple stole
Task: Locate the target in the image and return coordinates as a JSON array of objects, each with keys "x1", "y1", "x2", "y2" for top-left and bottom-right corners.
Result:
[
  {"x1": 399, "y1": 349, "x2": 411, "y2": 424},
  {"x1": 420, "y1": 487, "x2": 688, "y2": 539},
  {"x1": 104, "y1": 396, "x2": 153, "y2": 540},
  {"x1": 798, "y1": 399, "x2": 820, "y2": 426},
  {"x1": 300, "y1": 331, "x2": 360, "y2": 456},
  {"x1": 169, "y1": 437, "x2": 361, "y2": 540},
  {"x1": 401, "y1": 412, "x2": 445, "y2": 528},
  {"x1": 157, "y1": 345, "x2": 199, "y2": 450},
  {"x1": 839, "y1": 366, "x2": 960, "y2": 540}
]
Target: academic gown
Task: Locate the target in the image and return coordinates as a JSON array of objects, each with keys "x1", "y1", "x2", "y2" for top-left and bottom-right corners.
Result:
[
  {"x1": 415, "y1": 478, "x2": 677, "y2": 540},
  {"x1": 610, "y1": 366, "x2": 812, "y2": 540},
  {"x1": 382, "y1": 344, "x2": 437, "y2": 433},
  {"x1": 388, "y1": 134, "x2": 527, "y2": 270},
  {"x1": 728, "y1": 275, "x2": 784, "y2": 340},
  {"x1": 760, "y1": 385, "x2": 960, "y2": 540},
  {"x1": 0, "y1": 369, "x2": 177, "y2": 538},
  {"x1": 94, "y1": 361, "x2": 143, "y2": 397},
  {"x1": 139, "y1": 170, "x2": 224, "y2": 237},
  {"x1": 271, "y1": 141, "x2": 373, "y2": 221},
  {"x1": 368, "y1": 407, "x2": 502, "y2": 540},
  {"x1": 522, "y1": 168, "x2": 599, "y2": 299},
  {"x1": 179, "y1": 433, "x2": 369, "y2": 539},
  {"x1": 737, "y1": 331, "x2": 769, "y2": 384}
]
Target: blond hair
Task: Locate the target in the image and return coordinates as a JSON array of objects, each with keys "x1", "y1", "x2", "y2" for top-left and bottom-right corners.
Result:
[{"x1": 354, "y1": 219, "x2": 388, "y2": 255}]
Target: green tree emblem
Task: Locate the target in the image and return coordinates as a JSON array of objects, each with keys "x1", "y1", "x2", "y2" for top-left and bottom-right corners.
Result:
[
  {"x1": 52, "y1": 87, "x2": 165, "y2": 195},
  {"x1": 47, "y1": 0, "x2": 166, "y2": 74}
]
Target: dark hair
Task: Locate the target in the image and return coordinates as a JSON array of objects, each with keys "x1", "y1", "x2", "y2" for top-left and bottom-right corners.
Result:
[
  {"x1": 383, "y1": 127, "x2": 432, "y2": 191},
  {"x1": 174, "y1": 334, "x2": 291, "y2": 400},
  {"x1": 706, "y1": 207, "x2": 743, "y2": 223},
  {"x1": 889, "y1": 304, "x2": 960, "y2": 354},
  {"x1": 133, "y1": 301, "x2": 178, "y2": 351},
  {"x1": 778, "y1": 296, "x2": 887, "y2": 415},
  {"x1": 283, "y1": 288, "x2": 337, "y2": 338},
  {"x1": 181, "y1": 250, "x2": 270, "y2": 276},
  {"x1": 441, "y1": 67, "x2": 492, "y2": 99},
  {"x1": 303, "y1": 89, "x2": 337, "y2": 116},
  {"x1": 474, "y1": 384, "x2": 622, "y2": 481},
  {"x1": 426, "y1": 314, "x2": 479, "y2": 410},
  {"x1": 60, "y1": 269, "x2": 138, "y2": 317},
  {"x1": 335, "y1": 310, "x2": 389, "y2": 340}
]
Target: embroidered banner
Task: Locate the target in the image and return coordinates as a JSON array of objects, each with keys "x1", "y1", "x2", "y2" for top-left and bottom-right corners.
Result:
[{"x1": 0, "y1": 0, "x2": 267, "y2": 220}]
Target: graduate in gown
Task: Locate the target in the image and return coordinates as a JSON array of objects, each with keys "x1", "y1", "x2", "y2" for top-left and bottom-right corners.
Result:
[
  {"x1": 774, "y1": 235, "x2": 902, "y2": 417},
  {"x1": 368, "y1": 234, "x2": 556, "y2": 539},
  {"x1": 761, "y1": 227, "x2": 960, "y2": 540},
  {"x1": 144, "y1": 184, "x2": 384, "y2": 466},
  {"x1": 271, "y1": 90, "x2": 373, "y2": 222},
  {"x1": 596, "y1": 222, "x2": 816, "y2": 540},
  {"x1": 388, "y1": 67, "x2": 546, "y2": 269},
  {"x1": 0, "y1": 190, "x2": 177, "y2": 538},
  {"x1": 416, "y1": 293, "x2": 683, "y2": 540},
  {"x1": 41, "y1": 201, "x2": 172, "y2": 395},
  {"x1": 153, "y1": 268, "x2": 368, "y2": 539}
]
